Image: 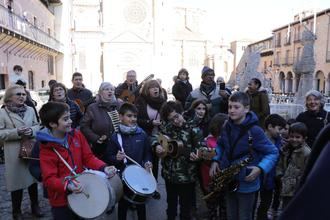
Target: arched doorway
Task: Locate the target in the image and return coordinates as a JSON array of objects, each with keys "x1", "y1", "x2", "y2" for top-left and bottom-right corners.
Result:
[
  {"x1": 287, "y1": 72, "x2": 293, "y2": 93},
  {"x1": 279, "y1": 71, "x2": 285, "y2": 93},
  {"x1": 315, "y1": 70, "x2": 325, "y2": 93}
]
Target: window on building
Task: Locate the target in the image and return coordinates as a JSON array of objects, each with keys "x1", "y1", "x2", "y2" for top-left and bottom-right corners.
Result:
[
  {"x1": 270, "y1": 60, "x2": 273, "y2": 67},
  {"x1": 48, "y1": 55, "x2": 54, "y2": 75},
  {"x1": 33, "y1": 16, "x2": 37, "y2": 27},
  {"x1": 41, "y1": 80, "x2": 45, "y2": 88},
  {"x1": 28, "y1": 71, "x2": 34, "y2": 90},
  {"x1": 264, "y1": 61, "x2": 267, "y2": 70},
  {"x1": 276, "y1": 52, "x2": 280, "y2": 65},
  {"x1": 48, "y1": 28, "x2": 51, "y2": 36},
  {"x1": 0, "y1": 74, "x2": 5, "y2": 89},
  {"x1": 296, "y1": 47, "x2": 301, "y2": 62},
  {"x1": 285, "y1": 50, "x2": 290, "y2": 64},
  {"x1": 242, "y1": 46, "x2": 246, "y2": 51}
]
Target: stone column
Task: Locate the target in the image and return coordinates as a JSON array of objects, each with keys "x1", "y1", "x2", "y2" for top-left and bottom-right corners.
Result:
[
  {"x1": 285, "y1": 78, "x2": 290, "y2": 93},
  {"x1": 292, "y1": 77, "x2": 297, "y2": 93},
  {"x1": 325, "y1": 77, "x2": 330, "y2": 96}
]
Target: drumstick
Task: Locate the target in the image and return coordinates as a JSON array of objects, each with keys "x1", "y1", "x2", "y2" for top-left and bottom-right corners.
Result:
[
  {"x1": 124, "y1": 154, "x2": 143, "y2": 168},
  {"x1": 53, "y1": 148, "x2": 90, "y2": 198}
]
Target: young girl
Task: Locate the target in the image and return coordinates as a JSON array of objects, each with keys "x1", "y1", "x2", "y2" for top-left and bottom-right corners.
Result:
[
  {"x1": 184, "y1": 99, "x2": 209, "y2": 138},
  {"x1": 200, "y1": 113, "x2": 228, "y2": 219}
]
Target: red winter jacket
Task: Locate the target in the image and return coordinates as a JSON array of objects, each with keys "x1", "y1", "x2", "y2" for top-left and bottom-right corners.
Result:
[{"x1": 39, "y1": 129, "x2": 106, "y2": 207}]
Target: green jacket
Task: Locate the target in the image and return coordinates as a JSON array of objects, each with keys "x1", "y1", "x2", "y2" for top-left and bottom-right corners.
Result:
[
  {"x1": 247, "y1": 90, "x2": 270, "y2": 128},
  {"x1": 151, "y1": 123, "x2": 203, "y2": 184}
]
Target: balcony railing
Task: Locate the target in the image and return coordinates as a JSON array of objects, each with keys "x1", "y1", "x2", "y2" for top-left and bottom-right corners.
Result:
[{"x1": 0, "y1": 4, "x2": 63, "y2": 53}]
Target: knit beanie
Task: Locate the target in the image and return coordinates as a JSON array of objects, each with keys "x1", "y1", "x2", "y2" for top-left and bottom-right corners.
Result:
[{"x1": 201, "y1": 66, "x2": 214, "y2": 78}]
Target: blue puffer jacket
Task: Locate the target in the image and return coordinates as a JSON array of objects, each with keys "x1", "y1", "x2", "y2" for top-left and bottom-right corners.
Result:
[
  {"x1": 262, "y1": 135, "x2": 282, "y2": 190},
  {"x1": 214, "y1": 111, "x2": 279, "y2": 193},
  {"x1": 103, "y1": 126, "x2": 152, "y2": 172}
]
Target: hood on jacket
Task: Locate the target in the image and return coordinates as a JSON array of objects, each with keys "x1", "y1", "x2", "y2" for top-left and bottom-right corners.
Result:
[
  {"x1": 228, "y1": 111, "x2": 259, "y2": 129},
  {"x1": 36, "y1": 128, "x2": 70, "y2": 147}
]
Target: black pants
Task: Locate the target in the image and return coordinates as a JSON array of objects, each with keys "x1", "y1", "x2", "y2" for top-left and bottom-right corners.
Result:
[
  {"x1": 118, "y1": 198, "x2": 146, "y2": 220},
  {"x1": 272, "y1": 176, "x2": 281, "y2": 211},
  {"x1": 11, "y1": 183, "x2": 38, "y2": 214},
  {"x1": 152, "y1": 153, "x2": 159, "y2": 181},
  {"x1": 51, "y1": 206, "x2": 81, "y2": 220},
  {"x1": 165, "y1": 181, "x2": 195, "y2": 220},
  {"x1": 256, "y1": 189, "x2": 274, "y2": 220}
]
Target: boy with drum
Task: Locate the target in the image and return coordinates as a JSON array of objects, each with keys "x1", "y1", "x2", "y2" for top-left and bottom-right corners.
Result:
[
  {"x1": 152, "y1": 101, "x2": 203, "y2": 220},
  {"x1": 104, "y1": 103, "x2": 153, "y2": 220},
  {"x1": 38, "y1": 102, "x2": 116, "y2": 219}
]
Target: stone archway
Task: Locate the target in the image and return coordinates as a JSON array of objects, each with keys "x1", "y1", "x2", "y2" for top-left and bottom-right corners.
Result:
[
  {"x1": 279, "y1": 71, "x2": 285, "y2": 93},
  {"x1": 315, "y1": 70, "x2": 325, "y2": 93},
  {"x1": 286, "y1": 71, "x2": 293, "y2": 93}
]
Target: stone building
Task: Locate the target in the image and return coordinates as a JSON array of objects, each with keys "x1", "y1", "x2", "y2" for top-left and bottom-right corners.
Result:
[
  {"x1": 272, "y1": 8, "x2": 330, "y2": 95},
  {"x1": 0, "y1": 0, "x2": 63, "y2": 90},
  {"x1": 69, "y1": 0, "x2": 234, "y2": 91}
]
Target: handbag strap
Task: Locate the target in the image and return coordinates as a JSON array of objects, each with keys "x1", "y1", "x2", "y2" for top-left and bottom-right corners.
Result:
[{"x1": 4, "y1": 108, "x2": 16, "y2": 128}]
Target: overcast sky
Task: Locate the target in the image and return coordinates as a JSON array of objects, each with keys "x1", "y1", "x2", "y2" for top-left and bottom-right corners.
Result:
[{"x1": 174, "y1": 0, "x2": 330, "y2": 43}]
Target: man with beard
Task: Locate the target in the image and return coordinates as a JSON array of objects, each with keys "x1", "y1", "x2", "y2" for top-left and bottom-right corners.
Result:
[
  {"x1": 67, "y1": 72, "x2": 94, "y2": 112},
  {"x1": 185, "y1": 66, "x2": 228, "y2": 116},
  {"x1": 115, "y1": 70, "x2": 139, "y2": 104}
]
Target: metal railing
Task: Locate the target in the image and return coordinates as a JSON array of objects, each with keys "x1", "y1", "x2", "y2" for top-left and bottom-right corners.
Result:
[{"x1": 0, "y1": 4, "x2": 63, "y2": 53}]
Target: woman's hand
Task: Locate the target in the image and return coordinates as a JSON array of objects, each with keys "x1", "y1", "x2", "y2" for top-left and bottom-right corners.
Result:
[
  {"x1": 17, "y1": 126, "x2": 31, "y2": 136},
  {"x1": 152, "y1": 120, "x2": 161, "y2": 126}
]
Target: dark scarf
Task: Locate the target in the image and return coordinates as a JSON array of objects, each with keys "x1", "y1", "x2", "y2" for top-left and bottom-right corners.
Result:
[
  {"x1": 6, "y1": 103, "x2": 27, "y2": 119},
  {"x1": 98, "y1": 100, "x2": 118, "y2": 111},
  {"x1": 200, "y1": 81, "x2": 216, "y2": 95},
  {"x1": 144, "y1": 94, "x2": 166, "y2": 110}
]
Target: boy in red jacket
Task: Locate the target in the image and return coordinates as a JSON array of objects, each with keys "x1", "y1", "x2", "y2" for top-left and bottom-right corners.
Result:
[{"x1": 38, "y1": 102, "x2": 116, "y2": 219}]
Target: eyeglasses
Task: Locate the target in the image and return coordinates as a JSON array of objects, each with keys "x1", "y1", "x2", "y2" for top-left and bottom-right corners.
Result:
[{"x1": 15, "y1": 93, "x2": 26, "y2": 96}]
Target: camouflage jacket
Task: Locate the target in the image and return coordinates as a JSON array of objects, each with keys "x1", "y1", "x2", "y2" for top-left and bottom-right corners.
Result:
[
  {"x1": 276, "y1": 143, "x2": 311, "y2": 197},
  {"x1": 151, "y1": 122, "x2": 203, "y2": 184}
]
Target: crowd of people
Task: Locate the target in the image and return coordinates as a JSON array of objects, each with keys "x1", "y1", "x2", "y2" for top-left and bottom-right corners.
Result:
[{"x1": 0, "y1": 65, "x2": 330, "y2": 220}]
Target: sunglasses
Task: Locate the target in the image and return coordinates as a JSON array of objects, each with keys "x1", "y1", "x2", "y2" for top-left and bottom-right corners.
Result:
[{"x1": 15, "y1": 93, "x2": 26, "y2": 96}]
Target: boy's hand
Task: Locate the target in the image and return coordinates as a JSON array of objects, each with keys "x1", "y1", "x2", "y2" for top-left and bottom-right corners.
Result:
[
  {"x1": 104, "y1": 166, "x2": 117, "y2": 178},
  {"x1": 116, "y1": 151, "x2": 126, "y2": 161},
  {"x1": 189, "y1": 152, "x2": 199, "y2": 161},
  {"x1": 209, "y1": 162, "x2": 220, "y2": 177},
  {"x1": 244, "y1": 166, "x2": 261, "y2": 182},
  {"x1": 67, "y1": 181, "x2": 83, "y2": 193},
  {"x1": 144, "y1": 161, "x2": 153, "y2": 170}
]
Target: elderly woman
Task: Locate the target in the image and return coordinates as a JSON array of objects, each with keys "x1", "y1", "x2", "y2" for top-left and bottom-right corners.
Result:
[
  {"x1": 0, "y1": 85, "x2": 42, "y2": 219},
  {"x1": 49, "y1": 82, "x2": 83, "y2": 128},
  {"x1": 296, "y1": 90, "x2": 330, "y2": 148},
  {"x1": 80, "y1": 82, "x2": 122, "y2": 160}
]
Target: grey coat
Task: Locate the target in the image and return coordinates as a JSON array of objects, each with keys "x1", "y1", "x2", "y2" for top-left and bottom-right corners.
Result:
[{"x1": 0, "y1": 106, "x2": 39, "y2": 191}]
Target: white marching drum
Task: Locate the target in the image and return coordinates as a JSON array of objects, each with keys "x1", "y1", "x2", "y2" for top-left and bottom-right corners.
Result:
[
  {"x1": 67, "y1": 172, "x2": 110, "y2": 219},
  {"x1": 122, "y1": 165, "x2": 157, "y2": 204}
]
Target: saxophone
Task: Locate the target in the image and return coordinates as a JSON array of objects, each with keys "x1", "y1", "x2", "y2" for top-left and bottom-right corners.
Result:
[{"x1": 203, "y1": 157, "x2": 252, "y2": 201}]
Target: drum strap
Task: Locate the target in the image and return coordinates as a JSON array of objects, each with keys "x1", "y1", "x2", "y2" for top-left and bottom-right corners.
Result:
[{"x1": 117, "y1": 133, "x2": 127, "y2": 164}]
